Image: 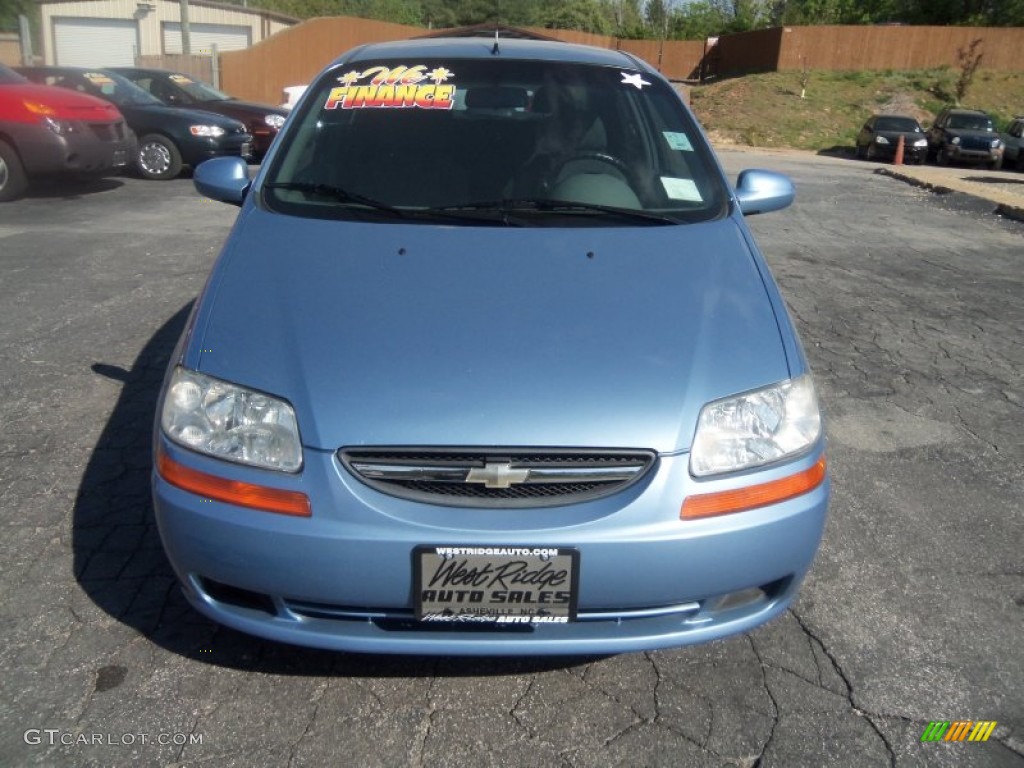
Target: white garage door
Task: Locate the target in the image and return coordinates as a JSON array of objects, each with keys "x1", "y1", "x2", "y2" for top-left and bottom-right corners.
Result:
[
  {"x1": 162, "y1": 23, "x2": 251, "y2": 55},
  {"x1": 54, "y1": 18, "x2": 138, "y2": 67}
]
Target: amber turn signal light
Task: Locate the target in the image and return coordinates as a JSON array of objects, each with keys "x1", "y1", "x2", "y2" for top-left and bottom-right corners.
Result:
[
  {"x1": 682, "y1": 457, "x2": 826, "y2": 520},
  {"x1": 157, "y1": 449, "x2": 311, "y2": 517}
]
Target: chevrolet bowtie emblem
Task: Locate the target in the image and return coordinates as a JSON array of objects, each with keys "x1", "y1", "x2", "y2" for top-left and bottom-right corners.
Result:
[{"x1": 465, "y1": 462, "x2": 530, "y2": 489}]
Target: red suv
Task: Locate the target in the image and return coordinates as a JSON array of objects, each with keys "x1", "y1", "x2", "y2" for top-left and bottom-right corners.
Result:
[{"x1": 0, "y1": 63, "x2": 135, "y2": 202}]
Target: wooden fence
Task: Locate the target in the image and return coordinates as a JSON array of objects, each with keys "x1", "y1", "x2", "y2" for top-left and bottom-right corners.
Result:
[{"x1": 217, "y1": 18, "x2": 1024, "y2": 105}]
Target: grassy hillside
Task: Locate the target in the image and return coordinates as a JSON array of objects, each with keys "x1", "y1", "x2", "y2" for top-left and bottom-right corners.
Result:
[{"x1": 689, "y1": 69, "x2": 1024, "y2": 152}]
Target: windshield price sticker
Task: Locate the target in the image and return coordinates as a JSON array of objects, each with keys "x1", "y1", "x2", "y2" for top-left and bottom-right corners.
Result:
[
  {"x1": 415, "y1": 546, "x2": 579, "y2": 623},
  {"x1": 324, "y1": 64, "x2": 456, "y2": 111}
]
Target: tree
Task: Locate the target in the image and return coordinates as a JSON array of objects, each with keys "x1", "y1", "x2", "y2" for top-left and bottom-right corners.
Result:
[
  {"x1": 0, "y1": 0, "x2": 34, "y2": 33},
  {"x1": 954, "y1": 37, "x2": 983, "y2": 105}
]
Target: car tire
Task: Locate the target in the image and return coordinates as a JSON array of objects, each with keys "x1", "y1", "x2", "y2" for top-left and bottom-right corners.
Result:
[
  {"x1": 136, "y1": 134, "x2": 183, "y2": 180},
  {"x1": 855, "y1": 143, "x2": 866, "y2": 159},
  {"x1": 937, "y1": 147, "x2": 950, "y2": 166},
  {"x1": 988, "y1": 156, "x2": 1002, "y2": 171},
  {"x1": 1017, "y1": 153, "x2": 1024, "y2": 172},
  {"x1": 0, "y1": 139, "x2": 28, "y2": 203},
  {"x1": 865, "y1": 143, "x2": 875, "y2": 161}
]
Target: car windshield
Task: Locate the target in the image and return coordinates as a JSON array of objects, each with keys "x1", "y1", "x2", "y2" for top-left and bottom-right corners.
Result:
[
  {"x1": 167, "y1": 73, "x2": 231, "y2": 101},
  {"x1": 0, "y1": 63, "x2": 27, "y2": 84},
  {"x1": 265, "y1": 56, "x2": 728, "y2": 226},
  {"x1": 948, "y1": 115, "x2": 994, "y2": 131},
  {"x1": 875, "y1": 117, "x2": 921, "y2": 132},
  {"x1": 54, "y1": 70, "x2": 162, "y2": 107}
]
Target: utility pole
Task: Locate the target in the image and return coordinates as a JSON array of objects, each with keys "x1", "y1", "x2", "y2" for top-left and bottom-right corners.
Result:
[{"x1": 179, "y1": 0, "x2": 191, "y2": 55}]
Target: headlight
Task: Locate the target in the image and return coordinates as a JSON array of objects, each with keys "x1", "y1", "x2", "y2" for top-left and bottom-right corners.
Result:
[
  {"x1": 190, "y1": 125, "x2": 226, "y2": 138},
  {"x1": 264, "y1": 113, "x2": 286, "y2": 129},
  {"x1": 950, "y1": 136, "x2": 961, "y2": 145},
  {"x1": 690, "y1": 375, "x2": 821, "y2": 477},
  {"x1": 875, "y1": 136, "x2": 889, "y2": 145},
  {"x1": 42, "y1": 116, "x2": 76, "y2": 135},
  {"x1": 914, "y1": 138, "x2": 928, "y2": 147},
  {"x1": 991, "y1": 138, "x2": 1002, "y2": 148},
  {"x1": 161, "y1": 367, "x2": 302, "y2": 472}
]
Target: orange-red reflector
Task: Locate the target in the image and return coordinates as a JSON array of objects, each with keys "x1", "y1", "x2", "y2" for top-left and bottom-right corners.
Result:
[
  {"x1": 157, "y1": 450, "x2": 311, "y2": 517},
  {"x1": 681, "y1": 457, "x2": 827, "y2": 520}
]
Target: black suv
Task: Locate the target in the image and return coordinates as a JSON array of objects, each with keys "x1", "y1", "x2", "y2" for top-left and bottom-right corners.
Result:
[{"x1": 926, "y1": 107, "x2": 1004, "y2": 169}]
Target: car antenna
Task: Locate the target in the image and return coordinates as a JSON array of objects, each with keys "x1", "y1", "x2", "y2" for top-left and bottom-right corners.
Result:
[{"x1": 492, "y1": 26, "x2": 500, "y2": 55}]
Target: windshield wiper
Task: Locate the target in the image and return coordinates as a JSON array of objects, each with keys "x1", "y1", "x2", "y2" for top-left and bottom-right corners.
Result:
[
  {"x1": 263, "y1": 181, "x2": 407, "y2": 217},
  {"x1": 430, "y1": 198, "x2": 677, "y2": 225}
]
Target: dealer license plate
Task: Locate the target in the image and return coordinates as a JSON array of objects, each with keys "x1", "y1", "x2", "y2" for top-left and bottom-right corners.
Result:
[{"x1": 414, "y1": 546, "x2": 579, "y2": 624}]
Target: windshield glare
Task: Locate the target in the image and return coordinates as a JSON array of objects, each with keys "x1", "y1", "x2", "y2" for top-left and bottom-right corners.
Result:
[
  {"x1": 170, "y1": 74, "x2": 230, "y2": 101},
  {"x1": 60, "y1": 70, "x2": 161, "y2": 106},
  {"x1": 266, "y1": 58, "x2": 727, "y2": 225}
]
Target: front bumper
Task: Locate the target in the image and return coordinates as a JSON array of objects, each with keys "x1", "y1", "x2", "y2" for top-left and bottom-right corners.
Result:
[
  {"x1": 943, "y1": 144, "x2": 1002, "y2": 164},
  {"x1": 17, "y1": 123, "x2": 135, "y2": 177},
  {"x1": 153, "y1": 436, "x2": 830, "y2": 655},
  {"x1": 180, "y1": 132, "x2": 253, "y2": 166},
  {"x1": 872, "y1": 143, "x2": 927, "y2": 162}
]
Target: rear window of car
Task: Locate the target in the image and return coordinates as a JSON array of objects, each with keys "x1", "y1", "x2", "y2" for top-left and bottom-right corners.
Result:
[{"x1": 264, "y1": 57, "x2": 728, "y2": 226}]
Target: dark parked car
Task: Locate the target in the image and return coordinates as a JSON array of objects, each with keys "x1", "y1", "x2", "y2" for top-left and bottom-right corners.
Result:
[
  {"x1": 111, "y1": 67, "x2": 287, "y2": 161},
  {"x1": 926, "y1": 107, "x2": 1003, "y2": 169},
  {"x1": 855, "y1": 113, "x2": 928, "y2": 163},
  {"x1": 1001, "y1": 116, "x2": 1024, "y2": 171},
  {"x1": 17, "y1": 67, "x2": 252, "y2": 180},
  {"x1": 0, "y1": 63, "x2": 133, "y2": 202}
]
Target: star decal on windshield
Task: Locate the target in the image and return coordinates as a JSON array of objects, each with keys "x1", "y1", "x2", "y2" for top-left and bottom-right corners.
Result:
[{"x1": 620, "y1": 72, "x2": 651, "y2": 90}]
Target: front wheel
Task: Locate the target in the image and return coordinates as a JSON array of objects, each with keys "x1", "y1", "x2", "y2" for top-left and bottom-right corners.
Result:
[
  {"x1": 0, "y1": 139, "x2": 28, "y2": 202},
  {"x1": 136, "y1": 134, "x2": 183, "y2": 180},
  {"x1": 988, "y1": 156, "x2": 1002, "y2": 171},
  {"x1": 937, "y1": 147, "x2": 950, "y2": 166}
]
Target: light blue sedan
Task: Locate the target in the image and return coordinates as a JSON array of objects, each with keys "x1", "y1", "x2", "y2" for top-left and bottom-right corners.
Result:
[{"x1": 152, "y1": 37, "x2": 829, "y2": 655}]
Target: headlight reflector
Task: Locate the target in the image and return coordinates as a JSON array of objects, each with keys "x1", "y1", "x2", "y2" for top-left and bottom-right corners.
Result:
[
  {"x1": 162, "y1": 367, "x2": 302, "y2": 471},
  {"x1": 264, "y1": 113, "x2": 286, "y2": 129},
  {"x1": 914, "y1": 138, "x2": 928, "y2": 147},
  {"x1": 875, "y1": 136, "x2": 889, "y2": 145},
  {"x1": 690, "y1": 375, "x2": 821, "y2": 477},
  {"x1": 190, "y1": 124, "x2": 225, "y2": 137}
]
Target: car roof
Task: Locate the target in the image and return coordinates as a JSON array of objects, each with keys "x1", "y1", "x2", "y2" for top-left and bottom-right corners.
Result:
[
  {"x1": 332, "y1": 37, "x2": 649, "y2": 72},
  {"x1": 109, "y1": 67, "x2": 164, "y2": 76}
]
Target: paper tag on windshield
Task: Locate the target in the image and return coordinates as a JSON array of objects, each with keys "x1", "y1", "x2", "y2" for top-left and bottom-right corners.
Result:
[
  {"x1": 663, "y1": 132, "x2": 694, "y2": 151},
  {"x1": 661, "y1": 177, "x2": 702, "y2": 201}
]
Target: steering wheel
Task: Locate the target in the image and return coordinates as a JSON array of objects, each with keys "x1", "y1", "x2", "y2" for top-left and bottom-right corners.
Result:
[{"x1": 555, "y1": 151, "x2": 631, "y2": 179}]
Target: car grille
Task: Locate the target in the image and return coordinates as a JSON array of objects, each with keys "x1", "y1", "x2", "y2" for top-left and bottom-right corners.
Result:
[
  {"x1": 339, "y1": 447, "x2": 656, "y2": 508},
  {"x1": 960, "y1": 135, "x2": 992, "y2": 151},
  {"x1": 88, "y1": 121, "x2": 126, "y2": 142}
]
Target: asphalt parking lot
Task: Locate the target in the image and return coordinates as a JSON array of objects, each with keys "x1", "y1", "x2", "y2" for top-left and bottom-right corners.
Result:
[{"x1": 1, "y1": 151, "x2": 1022, "y2": 767}]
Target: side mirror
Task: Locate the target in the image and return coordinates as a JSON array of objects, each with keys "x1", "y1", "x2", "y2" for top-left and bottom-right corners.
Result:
[
  {"x1": 194, "y1": 156, "x2": 250, "y2": 206},
  {"x1": 734, "y1": 169, "x2": 794, "y2": 216}
]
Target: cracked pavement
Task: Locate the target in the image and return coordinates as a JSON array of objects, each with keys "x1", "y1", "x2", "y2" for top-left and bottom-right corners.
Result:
[{"x1": 1, "y1": 152, "x2": 1021, "y2": 767}]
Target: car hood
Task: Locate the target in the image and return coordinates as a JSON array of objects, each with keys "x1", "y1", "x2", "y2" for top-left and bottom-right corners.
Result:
[
  {"x1": 204, "y1": 99, "x2": 287, "y2": 120},
  {"x1": 122, "y1": 102, "x2": 246, "y2": 130},
  {"x1": 877, "y1": 130, "x2": 925, "y2": 143},
  {"x1": 191, "y1": 210, "x2": 790, "y2": 453},
  {"x1": 943, "y1": 129, "x2": 997, "y2": 141},
  {"x1": 2, "y1": 82, "x2": 122, "y2": 120}
]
